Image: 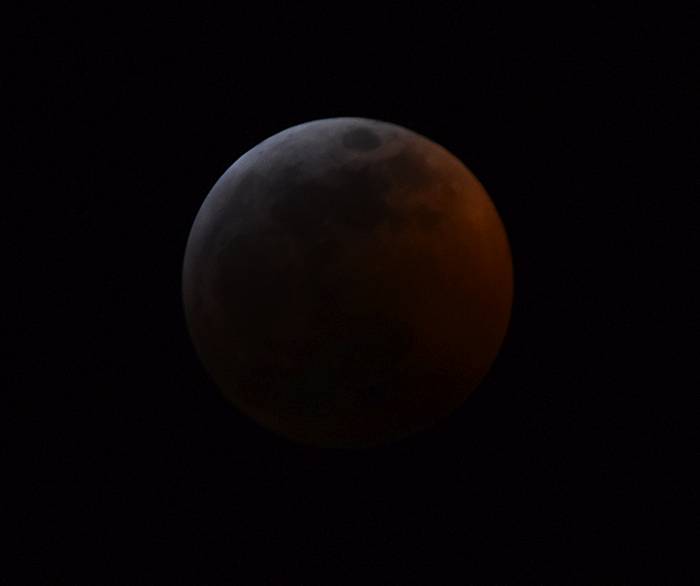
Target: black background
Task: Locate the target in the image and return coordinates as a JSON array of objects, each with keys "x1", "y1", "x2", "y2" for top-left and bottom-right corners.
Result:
[{"x1": 7, "y1": 6, "x2": 695, "y2": 584}]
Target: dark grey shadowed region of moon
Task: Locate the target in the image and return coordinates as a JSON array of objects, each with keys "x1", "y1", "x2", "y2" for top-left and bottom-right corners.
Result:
[
  {"x1": 182, "y1": 117, "x2": 513, "y2": 447},
  {"x1": 342, "y1": 127, "x2": 382, "y2": 151}
]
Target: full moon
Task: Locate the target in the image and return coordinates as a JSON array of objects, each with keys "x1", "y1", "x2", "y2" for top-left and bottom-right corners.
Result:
[{"x1": 182, "y1": 118, "x2": 513, "y2": 447}]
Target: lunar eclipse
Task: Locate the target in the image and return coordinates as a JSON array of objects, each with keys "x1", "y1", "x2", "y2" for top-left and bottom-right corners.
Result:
[{"x1": 182, "y1": 117, "x2": 513, "y2": 447}]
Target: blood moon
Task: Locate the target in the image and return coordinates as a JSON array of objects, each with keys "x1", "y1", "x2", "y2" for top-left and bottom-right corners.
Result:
[{"x1": 182, "y1": 118, "x2": 512, "y2": 447}]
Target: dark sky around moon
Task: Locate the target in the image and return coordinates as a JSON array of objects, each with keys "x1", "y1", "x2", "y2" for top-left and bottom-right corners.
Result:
[{"x1": 7, "y1": 6, "x2": 693, "y2": 582}]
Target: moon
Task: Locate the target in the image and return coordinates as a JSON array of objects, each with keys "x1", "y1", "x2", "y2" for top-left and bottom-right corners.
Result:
[{"x1": 182, "y1": 118, "x2": 513, "y2": 447}]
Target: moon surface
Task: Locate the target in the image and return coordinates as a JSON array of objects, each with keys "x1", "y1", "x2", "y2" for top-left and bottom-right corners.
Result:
[{"x1": 182, "y1": 118, "x2": 513, "y2": 447}]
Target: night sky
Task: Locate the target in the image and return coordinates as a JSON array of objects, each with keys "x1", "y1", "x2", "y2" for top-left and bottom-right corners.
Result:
[{"x1": 7, "y1": 6, "x2": 694, "y2": 583}]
